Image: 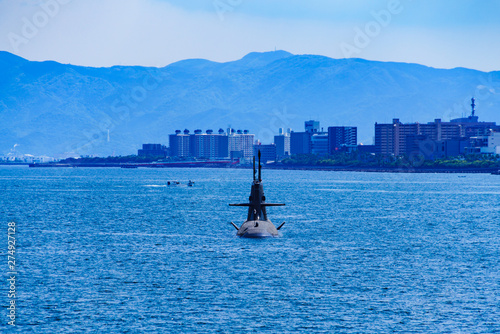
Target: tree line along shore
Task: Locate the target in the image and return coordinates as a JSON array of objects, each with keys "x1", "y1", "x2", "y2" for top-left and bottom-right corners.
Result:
[{"x1": 20, "y1": 153, "x2": 500, "y2": 174}]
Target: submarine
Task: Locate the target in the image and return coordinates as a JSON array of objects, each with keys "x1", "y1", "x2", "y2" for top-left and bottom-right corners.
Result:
[{"x1": 229, "y1": 151, "x2": 285, "y2": 238}]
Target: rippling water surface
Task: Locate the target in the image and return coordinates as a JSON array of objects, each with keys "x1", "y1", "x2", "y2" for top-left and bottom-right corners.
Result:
[{"x1": 1, "y1": 166, "x2": 499, "y2": 333}]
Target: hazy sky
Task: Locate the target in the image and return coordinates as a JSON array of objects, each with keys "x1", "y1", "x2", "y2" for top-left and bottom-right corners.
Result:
[{"x1": 1, "y1": 0, "x2": 499, "y2": 71}]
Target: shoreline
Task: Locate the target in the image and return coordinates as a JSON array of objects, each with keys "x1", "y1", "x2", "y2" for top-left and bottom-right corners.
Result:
[
  {"x1": 264, "y1": 165, "x2": 500, "y2": 174},
  {"x1": 24, "y1": 162, "x2": 500, "y2": 174}
]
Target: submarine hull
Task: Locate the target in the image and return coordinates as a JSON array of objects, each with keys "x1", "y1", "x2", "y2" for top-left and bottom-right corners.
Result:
[{"x1": 236, "y1": 220, "x2": 279, "y2": 238}]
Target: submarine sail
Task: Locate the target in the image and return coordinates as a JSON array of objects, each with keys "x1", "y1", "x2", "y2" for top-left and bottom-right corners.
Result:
[{"x1": 229, "y1": 151, "x2": 285, "y2": 238}]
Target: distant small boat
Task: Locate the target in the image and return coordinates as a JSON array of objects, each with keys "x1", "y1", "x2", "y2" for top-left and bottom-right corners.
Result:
[
  {"x1": 187, "y1": 180, "x2": 195, "y2": 187},
  {"x1": 167, "y1": 181, "x2": 180, "y2": 186}
]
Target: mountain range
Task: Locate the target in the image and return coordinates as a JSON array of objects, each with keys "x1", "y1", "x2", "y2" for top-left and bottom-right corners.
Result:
[{"x1": 1, "y1": 50, "x2": 499, "y2": 157}]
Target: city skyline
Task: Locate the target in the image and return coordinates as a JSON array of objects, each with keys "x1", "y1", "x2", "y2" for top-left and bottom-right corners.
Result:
[{"x1": 136, "y1": 108, "x2": 499, "y2": 162}]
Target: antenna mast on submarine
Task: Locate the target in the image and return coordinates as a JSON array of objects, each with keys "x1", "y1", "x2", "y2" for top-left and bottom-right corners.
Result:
[
  {"x1": 258, "y1": 150, "x2": 262, "y2": 182},
  {"x1": 253, "y1": 156, "x2": 256, "y2": 181}
]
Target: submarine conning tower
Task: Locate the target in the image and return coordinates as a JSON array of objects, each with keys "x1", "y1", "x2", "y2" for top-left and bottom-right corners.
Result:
[
  {"x1": 229, "y1": 150, "x2": 286, "y2": 237},
  {"x1": 229, "y1": 150, "x2": 285, "y2": 220},
  {"x1": 247, "y1": 154, "x2": 268, "y2": 221}
]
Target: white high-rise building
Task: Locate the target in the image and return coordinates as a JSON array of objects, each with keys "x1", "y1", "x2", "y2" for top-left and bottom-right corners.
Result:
[{"x1": 229, "y1": 130, "x2": 254, "y2": 161}]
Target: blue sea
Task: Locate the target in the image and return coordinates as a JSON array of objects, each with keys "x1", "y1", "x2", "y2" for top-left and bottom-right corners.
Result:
[{"x1": 1, "y1": 166, "x2": 499, "y2": 333}]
